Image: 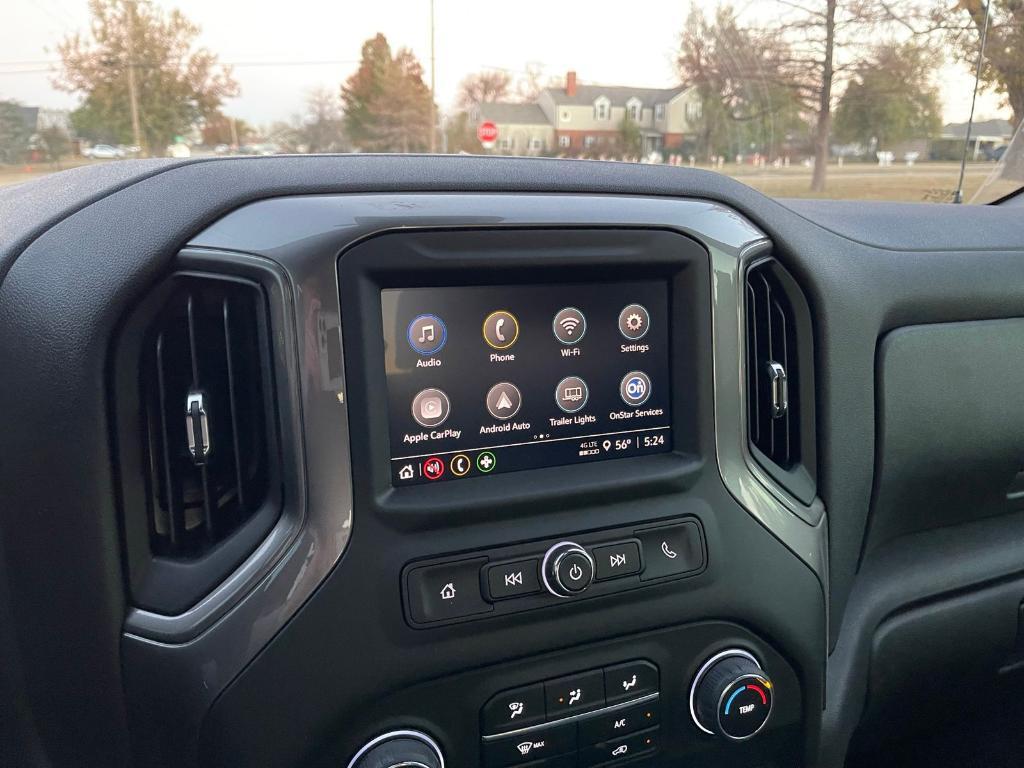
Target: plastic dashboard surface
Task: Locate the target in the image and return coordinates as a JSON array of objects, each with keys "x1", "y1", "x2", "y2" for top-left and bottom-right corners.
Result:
[{"x1": 3, "y1": 155, "x2": 1024, "y2": 768}]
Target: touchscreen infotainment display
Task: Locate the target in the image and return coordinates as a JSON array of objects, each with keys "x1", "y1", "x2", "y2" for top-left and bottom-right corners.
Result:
[{"x1": 381, "y1": 281, "x2": 672, "y2": 485}]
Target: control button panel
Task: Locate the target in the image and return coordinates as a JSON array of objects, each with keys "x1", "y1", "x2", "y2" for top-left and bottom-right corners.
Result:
[
  {"x1": 401, "y1": 517, "x2": 705, "y2": 627},
  {"x1": 481, "y1": 660, "x2": 661, "y2": 768}
]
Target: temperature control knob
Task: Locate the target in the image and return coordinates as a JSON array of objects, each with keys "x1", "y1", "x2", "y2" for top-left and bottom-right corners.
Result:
[
  {"x1": 348, "y1": 730, "x2": 444, "y2": 768},
  {"x1": 690, "y1": 650, "x2": 774, "y2": 741},
  {"x1": 541, "y1": 541, "x2": 595, "y2": 598}
]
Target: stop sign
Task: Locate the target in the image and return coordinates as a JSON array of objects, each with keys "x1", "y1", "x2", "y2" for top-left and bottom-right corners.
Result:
[{"x1": 477, "y1": 121, "x2": 498, "y2": 147}]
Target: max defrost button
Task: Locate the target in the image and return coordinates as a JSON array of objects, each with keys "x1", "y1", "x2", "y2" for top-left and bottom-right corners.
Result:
[
  {"x1": 483, "y1": 722, "x2": 576, "y2": 767},
  {"x1": 405, "y1": 558, "x2": 491, "y2": 624}
]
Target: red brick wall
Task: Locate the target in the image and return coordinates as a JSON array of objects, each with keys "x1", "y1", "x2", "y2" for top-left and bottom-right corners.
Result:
[{"x1": 663, "y1": 133, "x2": 685, "y2": 149}]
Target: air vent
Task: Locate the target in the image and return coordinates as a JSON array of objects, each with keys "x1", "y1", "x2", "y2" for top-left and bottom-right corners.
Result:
[
  {"x1": 141, "y1": 275, "x2": 274, "y2": 558},
  {"x1": 745, "y1": 258, "x2": 816, "y2": 504}
]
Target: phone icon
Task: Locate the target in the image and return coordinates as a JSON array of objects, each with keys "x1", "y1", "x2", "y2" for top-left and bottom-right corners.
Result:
[
  {"x1": 661, "y1": 541, "x2": 678, "y2": 559},
  {"x1": 484, "y1": 311, "x2": 519, "y2": 350}
]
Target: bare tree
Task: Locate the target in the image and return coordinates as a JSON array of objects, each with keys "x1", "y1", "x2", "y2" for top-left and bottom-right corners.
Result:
[
  {"x1": 456, "y1": 71, "x2": 512, "y2": 110},
  {"x1": 770, "y1": 0, "x2": 892, "y2": 190},
  {"x1": 685, "y1": 1, "x2": 898, "y2": 190},
  {"x1": 299, "y1": 87, "x2": 347, "y2": 153}
]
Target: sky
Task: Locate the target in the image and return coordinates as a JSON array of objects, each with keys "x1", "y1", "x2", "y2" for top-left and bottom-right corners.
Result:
[{"x1": 0, "y1": 0, "x2": 1010, "y2": 127}]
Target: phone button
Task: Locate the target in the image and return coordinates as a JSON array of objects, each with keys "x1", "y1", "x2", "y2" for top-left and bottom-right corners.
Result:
[
  {"x1": 635, "y1": 522, "x2": 704, "y2": 580},
  {"x1": 483, "y1": 310, "x2": 519, "y2": 350}
]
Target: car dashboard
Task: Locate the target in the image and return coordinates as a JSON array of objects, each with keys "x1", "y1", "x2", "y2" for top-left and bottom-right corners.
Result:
[{"x1": 2, "y1": 155, "x2": 1024, "y2": 768}]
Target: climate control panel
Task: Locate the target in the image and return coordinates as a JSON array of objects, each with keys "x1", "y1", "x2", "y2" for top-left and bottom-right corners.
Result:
[{"x1": 481, "y1": 660, "x2": 660, "y2": 768}]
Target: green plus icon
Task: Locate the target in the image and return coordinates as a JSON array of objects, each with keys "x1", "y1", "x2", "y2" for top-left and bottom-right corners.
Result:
[{"x1": 476, "y1": 451, "x2": 496, "y2": 473}]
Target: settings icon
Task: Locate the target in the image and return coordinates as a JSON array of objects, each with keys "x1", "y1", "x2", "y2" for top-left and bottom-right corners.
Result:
[{"x1": 619, "y1": 304, "x2": 651, "y2": 340}]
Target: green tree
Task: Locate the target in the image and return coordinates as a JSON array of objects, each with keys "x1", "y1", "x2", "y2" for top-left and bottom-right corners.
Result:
[
  {"x1": 945, "y1": 0, "x2": 1024, "y2": 129},
  {"x1": 620, "y1": 116, "x2": 643, "y2": 156},
  {"x1": 443, "y1": 111, "x2": 483, "y2": 154},
  {"x1": 55, "y1": 0, "x2": 238, "y2": 154},
  {"x1": 38, "y1": 126, "x2": 73, "y2": 167},
  {"x1": 0, "y1": 101, "x2": 32, "y2": 164},
  {"x1": 834, "y1": 41, "x2": 942, "y2": 149},
  {"x1": 341, "y1": 34, "x2": 434, "y2": 153}
]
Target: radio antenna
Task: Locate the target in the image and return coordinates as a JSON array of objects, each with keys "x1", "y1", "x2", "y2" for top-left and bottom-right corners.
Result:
[{"x1": 953, "y1": 0, "x2": 992, "y2": 203}]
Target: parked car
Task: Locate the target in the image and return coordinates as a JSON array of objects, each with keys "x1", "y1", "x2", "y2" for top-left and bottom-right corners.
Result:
[
  {"x1": 82, "y1": 144, "x2": 124, "y2": 159},
  {"x1": 166, "y1": 143, "x2": 192, "y2": 159}
]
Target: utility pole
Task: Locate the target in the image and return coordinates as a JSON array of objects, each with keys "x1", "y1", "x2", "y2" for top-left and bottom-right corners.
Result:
[
  {"x1": 125, "y1": 0, "x2": 143, "y2": 154},
  {"x1": 429, "y1": 0, "x2": 437, "y2": 153}
]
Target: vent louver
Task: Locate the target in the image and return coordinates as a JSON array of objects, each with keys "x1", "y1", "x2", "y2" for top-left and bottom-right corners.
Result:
[
  {"x1": 745, "y1": 258, "x2": 816, "y2": 503},
  {"x1": 141, "y1": 275, "x2": 273, "y2": 559}
]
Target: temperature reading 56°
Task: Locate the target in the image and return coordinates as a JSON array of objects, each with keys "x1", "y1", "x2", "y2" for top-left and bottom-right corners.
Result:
[
  {"x1": 615, "y1": 438, "x2": 633, "y2": 451},
  {"x1": 643, "y1": 433, "x2": 666, "y2": 448}
]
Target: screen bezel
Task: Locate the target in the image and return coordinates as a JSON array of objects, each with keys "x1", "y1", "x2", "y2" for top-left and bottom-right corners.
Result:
[{"x1": 337, "y1": 226, "x2": 713, "y2": 524}]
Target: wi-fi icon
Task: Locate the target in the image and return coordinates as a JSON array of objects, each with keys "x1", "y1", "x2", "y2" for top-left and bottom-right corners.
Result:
[{"x1": 559, "y1": 317, "x2": 580, "y2": 335}]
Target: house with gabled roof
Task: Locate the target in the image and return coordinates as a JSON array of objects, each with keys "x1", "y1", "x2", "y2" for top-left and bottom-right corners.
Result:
[{"x1": 471, "y1": 70, "x2": 702, "y2": 156}]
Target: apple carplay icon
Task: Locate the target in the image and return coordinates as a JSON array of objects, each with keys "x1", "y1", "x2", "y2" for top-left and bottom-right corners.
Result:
[{"x1": 486, "y1": 382, "x2": 522, "y2": 420}]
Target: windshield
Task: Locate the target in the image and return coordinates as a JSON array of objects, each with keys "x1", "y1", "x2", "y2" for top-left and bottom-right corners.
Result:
[{"x1": 2, "y1": 0, "x2": 1022, "y2": 203}]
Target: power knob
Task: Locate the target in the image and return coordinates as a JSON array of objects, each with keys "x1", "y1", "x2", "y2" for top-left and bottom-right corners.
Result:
[
  {"x1": 541, "y1": 541, "x2": 595, "y2": 598},
  {"x1": 347, "y1": 731, "x2": 444, "y2": 768},
  {"x1": 690, "y1": 650, "x2": 774, "y2": 741}
]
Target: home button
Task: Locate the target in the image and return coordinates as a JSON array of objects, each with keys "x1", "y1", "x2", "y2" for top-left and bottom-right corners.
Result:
[{"x1": 405, "y1": 557, "x2": 492, "y2": 624}]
